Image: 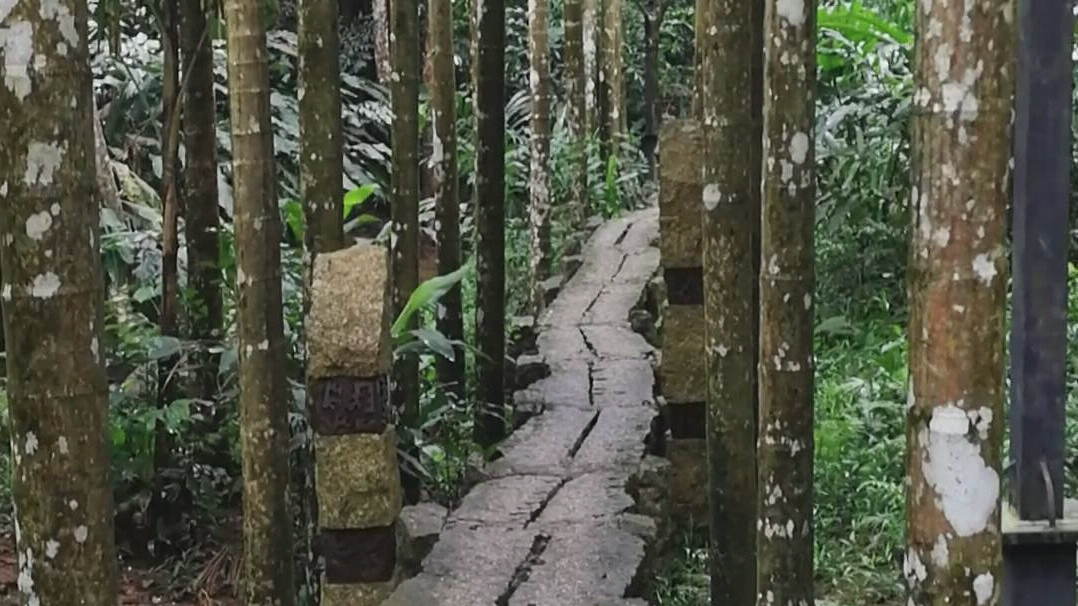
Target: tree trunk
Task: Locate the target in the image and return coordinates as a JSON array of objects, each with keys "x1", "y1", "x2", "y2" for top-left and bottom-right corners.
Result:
[
  {"x1": 222, "y1": 0, "x2": 297, "y2": 601},
  {"x1": 640, "y1": 0, "x2": 666, "y2": 180},
  {"x1": 180, "y1": 0, "x2": 222, "y2": 401},
  {"x1": 298, "y1": 0, "x2": 346, "y2": 597},
  {"x1": 389, "y1": 0, "x2": 422, "y2": 501},
  {"x1": 527, "y1": 0, "x2": 552, "y2": 316},
  {"x1": 0, "y1": 3, "x2": 120, "y2": 604},
  {"x1": 699, "y1": 0, "x2": 757, "y2": 599},
  {"x1": 598, "y1": 0, "x2": 623, "y2": 158},
  {"x1": 690, "y1": 0, "x2": 708, "y2": 119},
  {"x1": 427, "y1": 0, "x2": 465, "y2": 400},
  {"x1": 153, "y1": 0, "x2": 184, "y2": 561},
  {"x1": 473, "y1": 0, "x2": 507, "y2": 448},
  {"x1": 904, "y1": 0, "x2": 1012, "y2": 601},
  {"x1": 299, "y1": 0, "x2": 345, "y2": 257},
  {"x1": 582, "y1": 0, "x2": 598, "y2": 136},
  {"x1": 756, "y1": 0, "x2": 816, "y2": 601},
  {"x1": 373, "y1": 0, "x2": 390, "y2": 82},
  {"x1": 92, "y1": 96, "x2": 123, "y2": 214},
  {"x1": 563, "y1": 0, "x2": 587, "y2": 237}
]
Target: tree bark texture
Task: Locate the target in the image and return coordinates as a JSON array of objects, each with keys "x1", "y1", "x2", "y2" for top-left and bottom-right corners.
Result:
[
  {"x1": 640, "y1": 0, "x2": 667, "y2": 179},
  {"x1": 527, "y1": 0, "x2": 552, "y2": 316},
  {"x1": 427, "y1": 0, "x2": 465, "y2": 400},
  {"x1": 473, "y1": 0, "x2": 507, "y2": 448},
  {"x1": 0, "y1": 3, "x2": 121, "y2": 604},
  {"x1": 563, "y1": 0, "x2": 588, "y2": 234},
  {"x1": 298, "y1": 0, "x2": 346, "y2": 597},
  {"x1": 756, "y1": 0, "x2": 816, "y2": 602},
  {"x1": 222, "y1": 0, "x2": 298, "y2": 601},
  {"x1": 598, "y1": 0, "x2": 623, "y2": 156},
  {"x1": 582, "y1": 0, "x2": 598, "y2": 136},
  {"x1": 904, "y1": 0, "x2": 1013, "y2": 602},
  {"x1": 690, "y1": 0, "x2": 709, "y2": 120},
  {"x1": 299, "y1": 0, "x2": 345, "y2": 257},
  {"x1": 373, "y1": 0, "x2": 391, "y2": 82},
  {"x1": 699, "y1": 0, "x2": 758, "y2": 600},
  {"x1": 181, "y1": 0, "x2": 223, "y2": 398},
  {"x1": 389, "y1": 0, "x2": 421, "y2": 460}
]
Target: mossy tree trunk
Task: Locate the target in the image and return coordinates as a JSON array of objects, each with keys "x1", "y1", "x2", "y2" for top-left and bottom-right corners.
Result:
[
  {"x1": 181, "y1": 0, "x2": 223, "y2": 402},
  {"x1": 527, "y1": 0, "x2": 552, "y2": 316},
  {"x1": 699, "y1": 0, "x2": 758, "y2": 600},
  {"x1": 756, "y1": 0, "x2": 816, "y2": 601},
  {"x1": 563, "y1": 0, "x2": 587, "y2": 239},
  {"x1": 427, "y1": 0, "x2": 465, "y2": 399},
  {"x1": 904, "y1": 0, "x2": 1012, "y2": 601},
  {"x1": 222, "y1": 0, "x2": 297, "y2": 601},
  {"x1": 0, "y1": 2, "x2": 120, "y2": 603},
  {"x1": 298, "y1": 0, "x2": 346, "y2": 597},
  {"x1": 389, "y1": 0, "x2": 422, "y2": 501},
  {"x1": 473, "y1": 0, "x2": 507, "y2": 448}
]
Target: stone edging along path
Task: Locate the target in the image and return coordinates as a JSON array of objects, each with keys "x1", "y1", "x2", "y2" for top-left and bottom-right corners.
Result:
[{"x1": 385, "y1": 207, "x2": 671, "y2": 606}]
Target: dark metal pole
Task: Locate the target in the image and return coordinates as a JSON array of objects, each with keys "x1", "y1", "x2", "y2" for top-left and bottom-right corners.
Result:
[{"x1": 1004, "y1": 0, "x2": 1075, "y2": 601}]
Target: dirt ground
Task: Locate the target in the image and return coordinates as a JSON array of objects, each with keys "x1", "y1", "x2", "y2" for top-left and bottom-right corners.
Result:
[{"x1": 0, "y1": 530, "x2": 241, "y2": 606}]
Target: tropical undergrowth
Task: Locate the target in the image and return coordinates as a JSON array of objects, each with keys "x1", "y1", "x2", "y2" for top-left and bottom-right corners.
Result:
[{"x1": 656, "y1": 0, "x2": 1078, "y2": 604}]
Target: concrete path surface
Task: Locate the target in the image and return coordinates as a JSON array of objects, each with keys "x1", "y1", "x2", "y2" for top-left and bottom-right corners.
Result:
[{"x1": 384, "y1": 207, "x2": 667, "y2": 606}]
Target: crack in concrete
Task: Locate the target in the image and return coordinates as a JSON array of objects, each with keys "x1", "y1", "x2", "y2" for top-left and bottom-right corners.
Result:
[
  {"x1": 568, "y1": 410, "x2": 601, "y2": 459},
  {"x1": 495, "y1": 533, "x2": 552, "y2": 606}
]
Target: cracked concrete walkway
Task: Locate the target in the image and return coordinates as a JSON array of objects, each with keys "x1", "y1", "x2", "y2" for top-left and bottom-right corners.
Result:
[{"x1": 384, "y1": 208, "x2": 663, "y2": 606}]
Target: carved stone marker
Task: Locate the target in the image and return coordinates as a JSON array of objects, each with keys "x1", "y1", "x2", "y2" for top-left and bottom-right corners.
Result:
[
  {"x1": 658, "y1": 120, "x2": 707, "y2": 525},
  {"x1": 308, "y1": 244, "x2": 403, "y2": 605}
]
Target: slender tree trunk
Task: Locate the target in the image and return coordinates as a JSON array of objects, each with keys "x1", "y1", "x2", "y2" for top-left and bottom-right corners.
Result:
[
  {"x1": 154, "y1": 0, "x2": 184, "y2": 560},
  {"x1": 180, "y1": 0, "x2": 222, "y2": 402},
  {"x1": 222, "y1": 0, "x2": 297, "y2": 601},
  {"x1": 564, "y1": 0, "x2": 587, "y2": 236},
  {"x1": 427, "y1": 0, "x2": 465, "y2": 400},
  {"x1": 904, "y1": 0, "x2": 1012, "y2": 602},
  {"x1": 700, "y1": 0, "x2": 757, "y2": 599},
  {"x1": 299, "y1": 0, "x2": 345, "y2": 257},
  {"x1": 298, "y1": 0, "x2": 346, "y2": 598},
  {"x1": 92, "y1": 96, "x2": 124, "y2": 214},
  {"x1": 640, "y1": 0, "x2": 666, "y2": 179},
  {"x1": 527, "y1": 0, "x2": 552, "y2": 316},
  {"x1": 389, "y1": 0, "x2": 422, "y2": 501},
  {"x1": 373, "y1": 0, "x2": 390, "y2": 82},
  {"x1": 690, "y1": 0, "x2": 709, "y2": 119},
  {"x1": 598, "y1": 0, "x2": 623, "y2": 158},
  {"x1": 756, "y1": 0, "x2": 816, "y2": 601},
  {"x1": 582, "y1": 0, "x2": 598, "y2": 136},
  {"x1": 473, "y1": 0, "x2": 507, "y2": 448},
  {"x1": 0, "y1": 2, "x2": 120, "y2": 603}
]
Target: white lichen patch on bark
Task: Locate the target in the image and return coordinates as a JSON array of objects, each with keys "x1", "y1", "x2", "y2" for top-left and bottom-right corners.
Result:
[
  {"x1": 24, "y1": 142, "x2": 65, "y2": 187},
  {"x1": 918, "y1": 404, "x2": 999, "y2": 537},
  {"x1": 1, "y1": 20, "x2": 34, "y2": 100}
]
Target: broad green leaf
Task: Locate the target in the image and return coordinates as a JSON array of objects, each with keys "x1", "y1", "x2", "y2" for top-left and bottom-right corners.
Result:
[
  {"x1": 391, "y1": 262, "x2": 472, "y2": 338},
  {"x1": 343, "y1": 183, "x2": 379, "y2": 217},
  {"x1": 147, "y1": 335, "x2": 182, "y2": 360},
  {"x1": 410, "y1": 327, "x2": 456, "y2": 361}
]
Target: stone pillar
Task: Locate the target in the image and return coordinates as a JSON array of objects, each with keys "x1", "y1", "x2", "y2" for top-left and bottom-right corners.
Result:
[
  {"x1": 308, "y1": 244, "x2": 403, "y2": 605},
  {"x1": 657, "y1": 120, "x2": 708, "y2": 525}
]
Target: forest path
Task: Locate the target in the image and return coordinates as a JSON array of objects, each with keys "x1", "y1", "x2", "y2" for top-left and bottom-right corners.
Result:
[{"x1": 385, "y1": 207, "x2": 667, "y2": 606}]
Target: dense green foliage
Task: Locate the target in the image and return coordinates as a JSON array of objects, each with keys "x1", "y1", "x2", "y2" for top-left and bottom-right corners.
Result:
[
  {"x1": 655, "y1": 1, "x2": 1078, "y2": 604},
  {"x1": 2, "y1": 0, "x2": 1074, "y2": 602}
]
